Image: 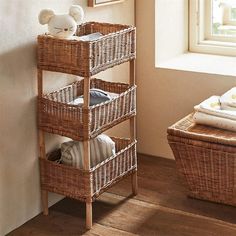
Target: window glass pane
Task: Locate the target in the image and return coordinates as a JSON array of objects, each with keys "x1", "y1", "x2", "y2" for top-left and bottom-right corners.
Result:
[
  {"x1": 231, "y1": 7, "x2": 236, "y2": 20},
  {"x1": 212, "y1": 0, "x2": 236, "y2": 36}
]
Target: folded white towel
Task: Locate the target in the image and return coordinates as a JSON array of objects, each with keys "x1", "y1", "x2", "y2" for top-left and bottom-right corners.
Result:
[
  {"x1": 221, "y1": 103, "x2": 236, "y2": 111},
  {"x1": 193, "y1": 111, "x2": 236, "y2": 132},
  {"x1": 220, "y1": 87, "x2": 236, "y2": 108},
  {"x1": 61, "y1": 134, "x2": 116, "y2": 169},
  {"x1": 194, "y1": 96, "x2": 236, "y2": 120}
]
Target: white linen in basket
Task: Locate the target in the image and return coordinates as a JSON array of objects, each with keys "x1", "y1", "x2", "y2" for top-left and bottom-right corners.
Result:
[
  {"x1": 194, "y1": 96, "x2": 236, "y2": 120},
  {"x1": 220, "y1": 87, "x2": 236, "y2": 109},
  {"x1": 61, "y1": 134, "x2": 116, "y2": 168},
  {"x1": 193, "y1": 111, "x2": 236, "y2": 132}
]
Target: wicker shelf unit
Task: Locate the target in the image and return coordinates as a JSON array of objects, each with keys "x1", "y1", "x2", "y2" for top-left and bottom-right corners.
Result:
[{"x1": 37, "y1": 22, "x2": 137, "y2": 230}]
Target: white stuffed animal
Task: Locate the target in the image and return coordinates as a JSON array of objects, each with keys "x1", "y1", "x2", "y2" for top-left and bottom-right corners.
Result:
[{"x1": 38, "y1": 5, "x2": 84, "y2": 39}]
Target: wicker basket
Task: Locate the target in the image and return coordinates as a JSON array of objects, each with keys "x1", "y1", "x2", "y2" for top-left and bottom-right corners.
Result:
[
  {"x1": 40, "y1": 137, "x2": 137, "y2": 202},
  {"x1": 38, "y1": 78, "x2": 136, "y2": 140},
  {"x1": 167, "y1": 114, "x2": 236, "y2": 206},
  {"x1": 37, "y1": 22, "x2": 136, "y2": 77}
]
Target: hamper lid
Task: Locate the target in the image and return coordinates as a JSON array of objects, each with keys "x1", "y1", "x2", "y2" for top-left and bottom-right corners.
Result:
[{"x1": 167, "y1": 113, "x2": 236, "y2": 147}]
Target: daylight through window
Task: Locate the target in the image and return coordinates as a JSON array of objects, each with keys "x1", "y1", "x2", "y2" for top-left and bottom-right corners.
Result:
[{"x1": 189, "y1": 0, "x2": 236, "y2": 56}]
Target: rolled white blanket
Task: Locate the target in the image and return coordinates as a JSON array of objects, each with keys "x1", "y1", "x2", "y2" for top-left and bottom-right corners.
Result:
[
  {"x1": 61, "y1": 134, "x2": 116, "y2": 168},
  {"x1": 220, "y1": 87, "x2": 236, "y2": 110},
  {"x1": 194, "y1": 96, "x2": 236, "y2": 120},
  {"x1": 193, "y1": 111, "x2": 236, "y2": 132}
]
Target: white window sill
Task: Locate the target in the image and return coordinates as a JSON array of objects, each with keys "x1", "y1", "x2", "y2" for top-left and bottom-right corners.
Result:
[{"x1": 157, "y1": 52, "x2": 236, "y2": 77}]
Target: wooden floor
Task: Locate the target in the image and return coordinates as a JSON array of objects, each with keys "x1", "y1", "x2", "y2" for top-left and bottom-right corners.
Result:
[{"x1": 8, "y1": 154, "x2": 236, "y2": 236}]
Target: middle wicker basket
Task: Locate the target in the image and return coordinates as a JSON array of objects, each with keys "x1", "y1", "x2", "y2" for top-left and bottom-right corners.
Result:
[{"x1": 38, "y1": 78, "x2": 136, "y2": 140}]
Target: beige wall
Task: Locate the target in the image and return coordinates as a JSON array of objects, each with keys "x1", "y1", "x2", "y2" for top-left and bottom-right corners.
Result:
[
  {"x1": 155, "y1": 0, "x2": 188, "y2": 63},
  {"x1": 136, "y1": 0, "x2": 236, "y2": 158},
  {"x1": 0, "y1": 1, "x2": 134, "y2": 235},
  {"x1": 3, "y1": 0, "x2": 236, "y2": 234}
]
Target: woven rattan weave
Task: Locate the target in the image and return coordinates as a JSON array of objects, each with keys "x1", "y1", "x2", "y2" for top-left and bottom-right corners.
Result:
[
  {"x1": 37, "y1": 21, "x2": 137, "y2": 229},
  {"x1": 38, "y1": 78, "x2": 136, "y2": 140},
  {"x1": 168, "y1": 114, "x2": 236, "y2": 206},
  {"x1": 38, "y1": 22, "x2": 136, "y2": 77},
  {"x1": 40, "y1": 137, "x2": 137, "y2": 202}
]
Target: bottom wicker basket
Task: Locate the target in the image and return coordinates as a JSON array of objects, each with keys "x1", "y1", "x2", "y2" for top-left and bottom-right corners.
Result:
[
  {"x1": 168, "y1": 114, "x2": 236, "y2": 206},
  {"x1": 40, "y1": 137, "x2": 137, "y2": 202}
]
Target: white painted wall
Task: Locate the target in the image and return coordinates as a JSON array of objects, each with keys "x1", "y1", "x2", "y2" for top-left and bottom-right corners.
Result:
[
  {"x1": 136, "y1": 0, "x2": 236, "y2": 158},
  {"x1": 0, "y1": 0, "x2": 134, "y2": 235},
  {"x1": 155, "y1": 0, "x2": 188, "y2": 64}
]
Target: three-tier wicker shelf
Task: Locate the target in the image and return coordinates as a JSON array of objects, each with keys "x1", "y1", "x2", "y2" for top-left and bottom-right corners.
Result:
[{"x1": 37, "y1": 22, "x2": 137, "y2": 229}]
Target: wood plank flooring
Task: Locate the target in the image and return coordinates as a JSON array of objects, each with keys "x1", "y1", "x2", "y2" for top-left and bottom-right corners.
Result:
[{"x1": 7, "y1": 154, "x2": 236, "y2": 236}]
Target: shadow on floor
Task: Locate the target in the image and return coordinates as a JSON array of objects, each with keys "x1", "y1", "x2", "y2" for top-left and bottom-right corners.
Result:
[{"x1": 7, "y1": 154, "x2": 236, "y2": 236}]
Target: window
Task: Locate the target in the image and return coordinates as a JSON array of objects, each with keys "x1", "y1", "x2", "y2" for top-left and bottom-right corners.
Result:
[{"x1": 189, "y1": 0, "x2": 236, "y2": 56}]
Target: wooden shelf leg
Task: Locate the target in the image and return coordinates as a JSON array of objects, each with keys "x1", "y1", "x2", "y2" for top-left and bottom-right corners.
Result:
[
  {"x1": 131, "y1": 171, "x2": 138, "y2": 196},
  {"x1": 86, "y1": 200, "x2": 93, "y2": 230},
  {"x1": 83, "y1": 140, "x2": 92, "y2": 229},
  {"x1": 129, "y1": 60, "x2": 138, "y2": 195},
  {"x1": 38, "y1": 130, "x2": 49, "y2": 215},
  {"x1": 41, "y1": 190, "x2": 49, "y2": 216},
  {"x1": 83, "y1": 77, "x2": 93, "y2": 229},
  {"x1": 130, "y1": 116, "x2": 138, "y2": 195},
  {"x1": 130, "y1": 116, "x2": 136, "y2": 141}
]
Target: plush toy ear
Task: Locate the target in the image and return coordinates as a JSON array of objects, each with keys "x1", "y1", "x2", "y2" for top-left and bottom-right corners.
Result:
[
  {"x1": 38, "y1": 9, "x2": 55, "y2": 25},
  {"x1": 69, "y1": 5, "x2": 84, "y2": 24}
]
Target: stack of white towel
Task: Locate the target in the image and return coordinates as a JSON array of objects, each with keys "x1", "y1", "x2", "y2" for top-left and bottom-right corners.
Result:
[{"x1": 193, "y1": 88, "x2": 236, "y2": 132}]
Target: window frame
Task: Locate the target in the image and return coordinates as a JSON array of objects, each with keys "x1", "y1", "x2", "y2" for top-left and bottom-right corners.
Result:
[{"x1": 189, "y1": 0, "x2": 236, "y2": 56}]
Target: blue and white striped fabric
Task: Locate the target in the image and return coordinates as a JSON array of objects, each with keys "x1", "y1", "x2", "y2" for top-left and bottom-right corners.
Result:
[{"x1": 61, "y1": 134, "x2": 116, "y2": 168}]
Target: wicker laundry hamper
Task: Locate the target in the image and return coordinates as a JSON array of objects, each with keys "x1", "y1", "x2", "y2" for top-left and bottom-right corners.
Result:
[{"x1": 167, "y1": 113, "x2": 236, "y2": 206}]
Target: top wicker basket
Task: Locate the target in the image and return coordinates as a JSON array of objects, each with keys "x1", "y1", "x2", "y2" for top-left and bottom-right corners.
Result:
[{"x1": 37, "y1": 22, "x2": 136, "y2": 77}]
